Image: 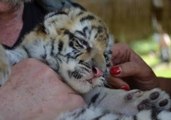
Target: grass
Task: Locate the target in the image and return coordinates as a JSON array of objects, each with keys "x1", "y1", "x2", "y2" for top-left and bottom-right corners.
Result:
[
  {"x1": 130, "y1": 36, "x2": 171, "y2": 78},
  {"x1": 131, "y1": 36, "x2": 158, "y2": 55},
  {"x1": 155, "y1": 68, "x2": 171, "y2": 77}
]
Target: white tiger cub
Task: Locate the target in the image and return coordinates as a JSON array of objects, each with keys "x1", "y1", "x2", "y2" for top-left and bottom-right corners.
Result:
[{"x1": 0, "y1": 1, "x2": 171, "y2": 120}]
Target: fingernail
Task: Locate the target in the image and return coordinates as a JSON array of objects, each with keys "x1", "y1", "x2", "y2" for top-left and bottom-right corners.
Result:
[
  {"x1": 120, "y1": 85, "x2": 130, "y2": 91},
  {"x1": 110, "y1": 66, "x2": 121, "y2": 76}
]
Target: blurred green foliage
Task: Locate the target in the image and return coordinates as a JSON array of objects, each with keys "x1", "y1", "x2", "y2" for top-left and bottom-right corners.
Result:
[
  {"x1": 130, "y1": 36, "x2": 171, "y2": 78},
  {"x1": 130, "y1": 36, "x2": 158, "y2": 55}
]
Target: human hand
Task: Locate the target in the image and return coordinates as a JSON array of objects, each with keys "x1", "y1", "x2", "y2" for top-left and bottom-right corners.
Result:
[
  {"x1": 108, "y1": 43, "x2": 158, "y2": 90},
  {"x1": 0, "y1": 59, "x2": 85, "y2": 120}
]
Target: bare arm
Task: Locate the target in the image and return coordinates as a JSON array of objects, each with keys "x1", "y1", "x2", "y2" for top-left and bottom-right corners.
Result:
[
  {"x1": 158, "y1": 77, "x2": 171, "y2": 95},
  {"x1": 0, "y1": 59, "x2": 85, "y2": 120},
  {"x1": 109, "y1": 43, "x2": 171, "y2": 95}
]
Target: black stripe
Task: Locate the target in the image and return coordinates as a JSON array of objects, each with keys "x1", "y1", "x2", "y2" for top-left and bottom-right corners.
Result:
[
  {"x1": 58, "y1": 40, "x2": 63, "y2": 52},
  {"x1": 95, "y1": 94, "x2": 107, "y2": 106},
  {"x1": 73, "y1": 108, "x2": 86, "y2": 119},
  {"x1": 133, "y1": 115, "x2": 137, "y2": 120},
  {"x1": 92, "y1": 114, "x2": 106, "y2": 120},
  {"x1": 80, "y1": 15, "x2": 95, "y2": 22},
  {"x1": 94, "y1": 26, "x2": 104, "y2": 39},
  {"x1": 83, "y1": 26, "x2": 88, "y2": 36},
  {"x1": 97, "y1": 26, "x2": 103, "y2": 33},
  {"x1": 64, "y1": 29, "x2": 71, "y2": 35},
  {"x1": 79, "y1": 61, "x2": 90, "y2": 68},
  {"x1": 71, "y1": 71, "x2": 82, "y2": 79},
  {"x1": 75, "y1": 30, "x2": 86, "y2": 37},
  {"x1": 56, "y1": 11, "x2": 67, "y2": 15},
  {"x1": 70, "y1": 2, "x2": 86, "y2": 11},
  {"x1": 92, "y1": 112, "x2": 117, "y2": 120},
  {"x1": 68, "y1": 70, "x2": 72, "y2": 78},
  {"x1": 75, "y1": 39, "x2": 81, "y2": 47},
  {"x1": 81, "y1": 67, "x2": 90, "y2": 73},
  {"x1": 50, "y1": 58, "x2": 61, "y2": 72},
  {"x1": 68, "y1": 69, "x2": 83, "y2": 79},
  {"x1": 50, "y1": 38, "x2": 55, "y2": 56},
  {"x1": 46, "y1": 11, "x2": 67, "y2": 19},
  {"x1": 90, "y1": 93, "x2": 100, "y2": 104},
  {"x1": 69, "y1": 41, "x2": 73, "y2": 47},
  {"x1": 57, "y1": 55, "x2": 63, "y2": 62},
  {"x1": 151, "y1": 109, "x2": 159, "y2": 120},
  {"x1": 75, "y1": 52, "x2": 82, "y2": 58},
  {"x1": 22, "y1": 46, "x2": 31, "y2": 57},
  {"x1": 76, "y1": 11, "x2": 84, "y2": 16},
  {"x1": 66, "y1": 55, "x2": 70, "y2": 63},
  {"x1": 41, "y1": 45, "x2": 47, "y2": 60},
  {"x1": 64, "y1": 29, "x2": 75, "y2": 41}
]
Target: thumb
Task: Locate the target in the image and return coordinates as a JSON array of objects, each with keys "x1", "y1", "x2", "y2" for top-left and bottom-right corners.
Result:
[
  {"x1": 110, "y1": 62, "x2": 140, "y2": 78},
  {"x1": 107, "y1": 76, "x2": 130, "y2": 90}
]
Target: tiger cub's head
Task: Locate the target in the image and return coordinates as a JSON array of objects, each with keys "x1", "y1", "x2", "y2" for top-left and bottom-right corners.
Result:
[{"x1": 44, "y1": 4, "x2": 113, "y2": 93}]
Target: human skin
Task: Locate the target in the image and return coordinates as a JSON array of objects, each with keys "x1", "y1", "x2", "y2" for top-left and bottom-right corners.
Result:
[
  {"x1": 0, "y1": 59, "x2": 85, "y2": 120},
  {"x1": 0, "y1": 46, "x2": 170, "y2": 120},
  {"x1": 0, "y1": 2, "x2": 24, "y2": 47},
  {"x1": 157, "y1": 77, "x2": 171, "y2": 95},
  {"x1": 1, "y1": 1, "x2": 170, "y2": 119},
  {"x1": 109, "y1": 43, "x2": 171, "y2": 94},
  {"x1": 0, "y1": 2, "x2": 85, "y2": 120},
  {"x1": 108, "y1": 43, "x2": 158, "y2": 90}
]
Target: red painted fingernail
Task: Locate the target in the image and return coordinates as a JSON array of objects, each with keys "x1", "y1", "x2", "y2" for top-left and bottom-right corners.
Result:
[
  {"x1": 120, "y1": 85, "x2": 130, "y2": 91},
  {"x1": 110, "y1": 66, "x2": 121, "y2": 76}
]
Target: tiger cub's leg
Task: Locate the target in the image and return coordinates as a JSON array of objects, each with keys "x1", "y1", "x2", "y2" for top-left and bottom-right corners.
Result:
[
  {"x1": 57, "y1": 106, "x2": 171, "y2": 120},
  {"x1": 57, "y1": 105, "x2": 120, "y2": 120},
  {"x1": 0, "y1": 45, "x2": 11, "y2": 85},
  {"x1": 84, "y1": 87, "x2": 171, "y2": 116},
  {"x1": 0, "y1": 45, "x2": 30, "y2": 85},
  {"x1": 5, "y1": 47, "x2": 29, "y2": 65}
]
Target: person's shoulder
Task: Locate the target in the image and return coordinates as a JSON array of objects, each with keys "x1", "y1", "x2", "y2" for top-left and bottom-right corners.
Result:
[
  {"x1": 15, "y1": 1, "x2": 46, "y2": 48},
  {"x1": 24, "y1": 1, "x2": 46, "y2": 14},
  {"x1": 34, "y1": 0, "x2": 73, "y2": 12}
]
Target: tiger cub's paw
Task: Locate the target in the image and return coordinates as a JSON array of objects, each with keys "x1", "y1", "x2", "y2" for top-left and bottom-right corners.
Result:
[
  {"x1": 125, "y1": 88, "x2": 171, "y2": 111},
  {"x1": 0, "y1": 45, "x2": 10, "y2": 86}
]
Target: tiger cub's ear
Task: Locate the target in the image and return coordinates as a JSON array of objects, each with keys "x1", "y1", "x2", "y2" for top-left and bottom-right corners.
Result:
[
  {"x1": 0, "y1": 45, "x2": 11, "y2": 86},
  {"x1": 43, "y1": 9, "x2": 71, "y2": 36}
]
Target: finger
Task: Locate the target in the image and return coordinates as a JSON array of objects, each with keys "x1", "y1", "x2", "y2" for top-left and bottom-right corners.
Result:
[
  {"x1": 110, "y1": 62, "x2": 141, "y2": 77},
  {"x1": 111, "y1": 43, "x2": 131, "y2": 65},
  {"x1": 107, "y1": 76, "x2": 130, "y2": 90}
]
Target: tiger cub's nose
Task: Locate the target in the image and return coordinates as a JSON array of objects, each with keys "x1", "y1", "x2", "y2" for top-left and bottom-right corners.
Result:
[{"x1": 92, "y1": 67, "x2": 103, "y2": 77}]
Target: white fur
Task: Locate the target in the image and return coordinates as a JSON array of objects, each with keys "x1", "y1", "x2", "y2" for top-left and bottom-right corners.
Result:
[{"x1": 158, "y1": 111, "x2": 171, "y2": 120}]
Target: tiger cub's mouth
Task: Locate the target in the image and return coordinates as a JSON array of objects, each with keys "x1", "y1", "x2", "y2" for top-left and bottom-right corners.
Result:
[{"x1": 86, "y1": 67, "x2": 103, "y2": 84}]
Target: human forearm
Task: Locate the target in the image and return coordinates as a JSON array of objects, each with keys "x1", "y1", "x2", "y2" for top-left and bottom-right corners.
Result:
[
  {"x1": 0, "y1": 59, "x2": 85, "y2": 120},
  {"x1": 157, "y1": 77, "x2": 171, "y2": 95}
]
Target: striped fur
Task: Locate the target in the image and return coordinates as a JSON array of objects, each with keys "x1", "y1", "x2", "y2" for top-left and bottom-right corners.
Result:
[
  {"x1": 3, "y1": 4, "x2": 113, "y2": 93},
  {"x1": 58, "y1": 106, "x2": 171, "y2": 120},
  {"x1": 0, "y1": 2, "x2": 171, "y2": 120},
  {"x1": 58, "y1": 87, "x2": 171, "y2": 120}
]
